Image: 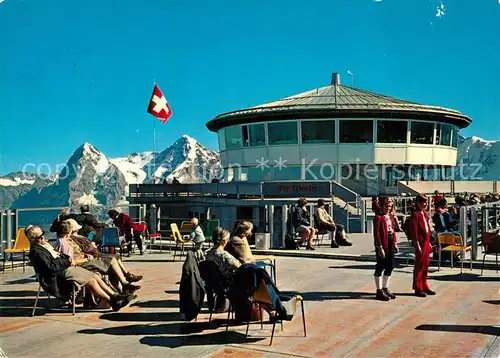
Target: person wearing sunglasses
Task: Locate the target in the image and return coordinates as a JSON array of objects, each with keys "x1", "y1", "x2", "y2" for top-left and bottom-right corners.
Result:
[{"x1": 26, "y1": 225, "x2": 136, "y2": 311}]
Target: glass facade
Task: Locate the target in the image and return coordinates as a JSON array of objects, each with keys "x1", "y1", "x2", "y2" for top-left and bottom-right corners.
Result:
[
  {"x1": 438, "y1": 123, "x2": 452, "y2": 146},
  {"x1": 339, "y1": 120, "x2": 373, "y2": 143},
  {"x1": 249, "y1": 123, "x2": 266, "y2": 146},
  {"x1": 301, "y1": 120, "x2": 335, "y2": 144},
  {"x1": 274, "y1": 165, "x2": 302, "y2": 180},
  {"x1": 452, "y1": 127, "x2": 459, "y2": 148},
  {"x1": 410, "y1": 121, "x2": 434, "y2": 144},
  {"x1": 377, "y1": 120, "x2": 407, "y2": 144},
  {"x1": 218, "y1": 128, "x2": 226, "y2": 151},
  {"x1": 225, "y1": 125, "x2": 242, "y2": 149},
  {"x1": 268, "y1": 121, "x2": 298, "y2": 145}
]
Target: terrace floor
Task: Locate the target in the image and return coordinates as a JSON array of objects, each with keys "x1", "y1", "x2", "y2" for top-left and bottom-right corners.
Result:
[{"x1": 1, "y1": 251, "x2": 499, "y2": 358}]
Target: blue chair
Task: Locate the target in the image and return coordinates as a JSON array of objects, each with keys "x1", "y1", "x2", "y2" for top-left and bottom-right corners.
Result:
[{"x1": 100, "y1": 227, "x2": 122, "y2": 257}]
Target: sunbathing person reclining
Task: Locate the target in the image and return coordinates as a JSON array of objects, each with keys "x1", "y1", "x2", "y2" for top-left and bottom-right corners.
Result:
[
  {"x1": 58, "y1": 220, "x2": 141, "y2": 295},
  {"x1": 26, "y1": 225, "x2": 135, "y2": 311}
]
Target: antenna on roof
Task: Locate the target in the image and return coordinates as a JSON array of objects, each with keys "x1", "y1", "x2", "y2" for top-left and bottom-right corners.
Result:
[{"x1": 331, "y1": 72, "x2": 340, "y2": 86}]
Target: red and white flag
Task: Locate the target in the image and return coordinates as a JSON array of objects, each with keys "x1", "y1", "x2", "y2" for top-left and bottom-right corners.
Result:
[{"x1": 147, "y1": 84, "x2": 172, "y2": 123}]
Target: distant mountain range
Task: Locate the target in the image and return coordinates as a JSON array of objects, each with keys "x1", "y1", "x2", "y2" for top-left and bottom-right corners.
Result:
[
  {"x1": 0, "y1": 135, "x2": 498, "y2": 211},
  {"x1": 0, "y1": 135, "x2": 220, "y2": 211}
]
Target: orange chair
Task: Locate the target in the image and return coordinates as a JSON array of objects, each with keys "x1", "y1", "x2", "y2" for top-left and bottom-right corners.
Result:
[
  {"x1": 3, "y1": 228, "x2": 31, "y2": 273},
  {"x1": 171, "y1": 223, "x2": 193, "y2": 262},
  {"x1": 437, "y1": 232, "x2": 472, "y2": 274}
]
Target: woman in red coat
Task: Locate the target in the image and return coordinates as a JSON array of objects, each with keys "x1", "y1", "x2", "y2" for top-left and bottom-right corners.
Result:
[
  {"x1": 373, "y1": 196, "x2": 398, "y2": 301},
  {"x1": 408, "y1": 194, "x2": 436, "y2": 297}
]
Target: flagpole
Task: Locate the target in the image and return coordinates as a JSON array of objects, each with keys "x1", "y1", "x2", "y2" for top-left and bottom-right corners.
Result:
[{"x1": 152, "y1": 78, "x2": 157, "y2": 184}]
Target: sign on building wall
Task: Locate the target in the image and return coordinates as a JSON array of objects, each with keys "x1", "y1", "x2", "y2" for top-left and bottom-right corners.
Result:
[{"x1": 262, "y1": 181, "x2": 332, "y2": 198}]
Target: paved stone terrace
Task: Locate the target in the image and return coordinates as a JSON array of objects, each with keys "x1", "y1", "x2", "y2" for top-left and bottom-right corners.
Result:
[{"x1": 1, "y1": 253, "x2": 499, "y2": 358}]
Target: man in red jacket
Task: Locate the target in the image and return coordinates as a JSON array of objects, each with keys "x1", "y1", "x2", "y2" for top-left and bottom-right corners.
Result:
[
  {"x1": 108, "y1": 210, "x2": 143, "y2": 256},
  {"x1": 408, "y1": 195, "x2": 436, "y2": 297}
]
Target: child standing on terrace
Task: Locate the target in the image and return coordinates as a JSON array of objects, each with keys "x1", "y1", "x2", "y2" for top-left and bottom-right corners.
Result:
[{"x1": 373, "y1": 196, "x2": 398, "y2": 301}]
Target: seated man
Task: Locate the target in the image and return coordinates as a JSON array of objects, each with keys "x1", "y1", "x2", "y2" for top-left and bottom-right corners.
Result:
[
  {"x1": 26, "y1": 225, "x2": 135, "y2": 311},
  {"x1": 59, "y1": 219, "x2": 142, "y2": 294},
  {"x1": 292, "y1": 198, "x2": 316, "y2": 250},
  {"x1": 189, "y1": 218, "x2": 206, "y2": 260}
]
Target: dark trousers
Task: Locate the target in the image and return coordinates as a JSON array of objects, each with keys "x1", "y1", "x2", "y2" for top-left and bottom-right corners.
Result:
[
  {"x1": 321, "y1": 223, "x2": 346, "y2": 243},
  {"x1": 374, "y1": 233, "x2": 395, "y2": 277},
  {"x1": 125, "y1": 233, "x2": 143, "y2": 253}
]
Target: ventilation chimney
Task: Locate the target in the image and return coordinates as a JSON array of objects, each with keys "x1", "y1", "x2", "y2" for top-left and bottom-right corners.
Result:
[{"x1": 331, "y1": 72, "x2": 340, "y2": 86}]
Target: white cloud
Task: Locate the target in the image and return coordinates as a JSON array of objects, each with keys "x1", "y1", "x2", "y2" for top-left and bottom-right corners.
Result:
[{"x1": 436, "y1": 1, "x2": 446, "y2": 18}]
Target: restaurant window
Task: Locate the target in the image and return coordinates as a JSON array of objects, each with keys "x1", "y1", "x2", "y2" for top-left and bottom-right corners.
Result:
[
  {"x1": 248, "y1": 123, "x2": 266, "y2": 146},
  {"x1": 451, "y1": 127, "x2": 459, "y2": 148},
  {"x1": 218, "y1": 128, "x2": 226, "y2": 151},
  {"x1": 242, "y1": 126, "x2": 249, "y2": 147},
  {"x1": 274, "y1": 165, "x2": 302, "y2": 180},
  {"x1": 377, "y1": 120, "x2": 407, "y2": 144},
  {"x1": 339, "y1": 120, "x2": 373, "y2": 143},
  {"x1": 301, "y1": 120, "x2": 335, "y2": 144},
  {"x1": 410, "y1": 122, "x2": 434, "y2": 144},
  {"x1": 225, "y1": 125, "x2": 242, "y2": 149},
  {"x1": 268, "y1": 121, "x2": 298, "y2": 145},
  {"x1": 438, "y1": 123, "x2": 452, "y2": 146}
]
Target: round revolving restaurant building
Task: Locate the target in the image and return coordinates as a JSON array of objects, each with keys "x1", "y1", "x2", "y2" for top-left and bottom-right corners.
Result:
[{"x1": 206, "y1": 73, "x2": 471, "y2": 195}]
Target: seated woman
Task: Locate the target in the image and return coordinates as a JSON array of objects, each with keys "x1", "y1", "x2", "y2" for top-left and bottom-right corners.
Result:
[
  {"x1": 66, "y1": 220, "x2": 143, "y2": 284},
  {"x1": 58, "y1": 220, "x2": 141, "y2": 294},
  {"x1": 26, "y1": 225, "x2": 135, "y2": 311},
  {"x1": 226, "y1": 221, "x2": 256, "y2": 264},
  {"x1": 316, "y1": 199, "x2": 352, "y2": 248},
  {"x1": 292, "y1": 198, "x2": 316, "y2": 250},
  {"x1": 205, "y1": 227, "x2": 241, "y2": 285}
]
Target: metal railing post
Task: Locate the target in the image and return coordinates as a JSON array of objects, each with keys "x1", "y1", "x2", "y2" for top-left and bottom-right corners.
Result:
[
  {"x1": 268, "y1": 205, "x2": 274, "y2": 248},
  {"x1": 360, "y1": 199, "x2": 366, "y2": 233},
  {"x1": 6, "y1": 210, "x2": 12, "y2": 249},
  {"x1": 281, "y1": 205, "x2": 288, "y2": 248},
  {"x1": 149, "y1": 204, "x2": 157, "y2": 234},
  {"x1": 470, "y1": 206, "x2": 478, "y2": 260},
  {"x1": 482, "y1": 206, "x2": 489, "y2": 232},
  {"x1": 459, "y1": 206, "x2": 467, "y2": 245}
]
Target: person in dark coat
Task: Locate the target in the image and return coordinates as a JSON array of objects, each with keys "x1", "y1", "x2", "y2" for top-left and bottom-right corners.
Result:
[
  {"x1": 26, "y1": 225, "x2": 135, "y2": 311},
  {"x1": 74, "y1": 205, "x2": 105, "y2": 237},
  {"x1": 292, "y1": 198, "x2": 316, "y2": 250},
  {"x1": 49, "y1": 208, "x2": 76, "y2": 236},
  {"x1": 179, "y1": 251, "x2": 205, "y2": 321},
  {"x1": 108, "y1": 209, "x2": 143, "y2": 255}
]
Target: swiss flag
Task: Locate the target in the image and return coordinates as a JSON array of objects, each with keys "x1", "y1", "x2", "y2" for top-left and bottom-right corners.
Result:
[{"x1": 147, "y1": 84, "x2": 172, "y2": 123}]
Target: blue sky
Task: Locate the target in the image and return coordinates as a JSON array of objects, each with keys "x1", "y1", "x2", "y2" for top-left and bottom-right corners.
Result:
[{"x1": 0, "y1": 0, "x2": 499, "y2": 175}]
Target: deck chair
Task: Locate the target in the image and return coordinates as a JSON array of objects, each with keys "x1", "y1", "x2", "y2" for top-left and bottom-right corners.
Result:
[
  {"x1": 171, "y1": 223, "x2": 193, "y2": 262},
  {"x1": 437, "y1": 232, "x2": 472, "y2": 274},
  {"x1": 180, "y1": 221, "x2": 192, "y2": 232},
  {"x1": 313, "y1": 215, "x2": 330, "y2": 246},
  {"x1": 245, "y1": 279, "x2": 306, "y2": 346},
  {"x1": 204, "y1": 220, "x2": 220, "y2": 243},
  {"x1": 480, "y1": 231, "x2": 500, "y2": 275},
  {"x1": 32, "y1": 273, "x2": 81, "y2": 316},
  {"x1": 198, "y1": 260, "x2": 229, "y2": 322},
  {"x1": 100, "y1": 227, "x2": 122, "y2": 258},
  {"x1": 3, "y1": 228, "x2": 30, "y2": 273}
]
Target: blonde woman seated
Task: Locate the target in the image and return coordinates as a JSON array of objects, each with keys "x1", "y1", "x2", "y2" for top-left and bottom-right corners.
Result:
[
  {"x1": 26, "y1": 225, "x2": 135, "y2": 311},
  {"x1": 226, "y1": 221, "x2": 255, "y2": 264},
  {"x1": 205, "y1": 227, "x2": 241, "y2": 285},
  {"x1": 58, "y1": 220, "x2": 141, "y2": 294}
]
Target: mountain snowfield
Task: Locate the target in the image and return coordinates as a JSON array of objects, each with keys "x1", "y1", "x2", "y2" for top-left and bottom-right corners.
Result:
[
  {"x1": 0, "y1": 135, "x2": 498, "y2": 210},
  {"x1": 0, "y1": 135, "x2": 220, "y2": 210}
]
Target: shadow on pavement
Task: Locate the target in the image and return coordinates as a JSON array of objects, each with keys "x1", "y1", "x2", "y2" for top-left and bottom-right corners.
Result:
[
  {"x1": 301, "y1": 291, "x2": 376, "y2": 301},
  {"x1": 429, "y1": 273, "x2": 500, "y2": 282},
  {"x1": 99, "y1": 312, "x2": 184, "y2": 322},
  {"x1": 0, "y1": 290, "x2": 40, "y2": 297},
  {"x1": 140, "y1": 331, "x2": 263, "y2": 348},
  {"x1": 483, "y1": 300, "x2": 500, "y2": 305},
  {"x1": 4, "y1": 276, "x2": 38, "y2": 285},
  {"x1": 329, "y1": 264, "x2": 375, "y2": 270},
  {"x1": 132, "y1": 299, "x2": 179, "y2": 308},
  {"x1": 415, "y1": 324, "x2": 500, "y2": 336},
  {"x1": 78, "y1": 321, "x2": 222, "y2": 336}
]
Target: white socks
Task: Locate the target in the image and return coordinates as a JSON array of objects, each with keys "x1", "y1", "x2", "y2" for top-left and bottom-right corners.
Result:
[
  {"x1": 374, "y1": 276, "x2": 382, "y2": 290},
  {"x1": 382, "y1": 275, "x2": 390, "y2": 289}
]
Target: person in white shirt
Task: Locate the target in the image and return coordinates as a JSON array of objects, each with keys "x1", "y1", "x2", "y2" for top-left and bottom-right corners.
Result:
[{"x1": 315, "y1": 199, "x2": 352, "y2": 248}]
